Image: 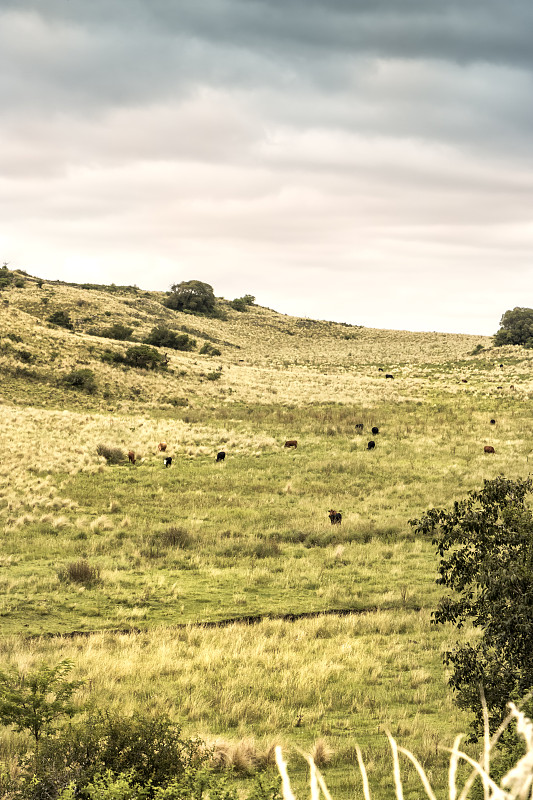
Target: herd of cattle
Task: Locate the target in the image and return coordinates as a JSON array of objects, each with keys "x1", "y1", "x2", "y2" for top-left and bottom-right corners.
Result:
[{"x1": 119, "y1": 413, "x2": 498, "y2": 527}]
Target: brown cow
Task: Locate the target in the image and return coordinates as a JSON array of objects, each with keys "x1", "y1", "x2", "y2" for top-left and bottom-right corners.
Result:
[
  {"x1": 484, "y1": 445, "x2": 495, "y2": 454},
  {"x1": 127, "y1": 450, "x2": 136, "y2": 464},
  {"x1": 158, "y1": 442, "x2": 167, "y2": 452},
  {"x1": 284, "y1": 440, "x2": 297, "y2": 448},
  {"x1": 328, "y1": 510, "x2": 342, "y2": 525}
]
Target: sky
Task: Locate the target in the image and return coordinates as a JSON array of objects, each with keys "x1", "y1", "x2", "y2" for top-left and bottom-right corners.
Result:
[{"x1": 1, "y1": 0, "x2": 532, "y2": 335}]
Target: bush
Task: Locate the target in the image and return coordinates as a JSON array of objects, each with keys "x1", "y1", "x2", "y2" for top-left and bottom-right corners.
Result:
[
  {"x1": 61, "y1": 369, "x2": 97, "y2": 394},
  {"x1": 144, "y1": 326, "x2": 196, "y2": 351},
  {"x1": 92, "y1": 323, "x2": 134, "y2": 341},
  {"x1": 25, "y1": 712, "x2": 209, "y2": 798},
  {"x1": 122, "y1": 345, "x2": 167, "y2": 370},
  {"x1": 206, "y1": 371, "x2": 222, "y2": 381},
  {"x1": 58, "y1": 560, "x2": 101, "y2": 587},
  {"x1": 199, "y1": 342, "x2": 222, "y2": 356},
  {"x1": 48, "y1": 311, "x2": 74, "y2": 330},
  {"x1": 164, "y1": 280, "x2": 217, "y2": 316},
  {"x1": 157, "y1": 526, "x2": 193, "y2": 549},
  {"x1": 229, "y1": 295, "x2": 255, "y2": 312},
  {"x1": 96, "y1": 444, "x2": 126, "y2": 464}
]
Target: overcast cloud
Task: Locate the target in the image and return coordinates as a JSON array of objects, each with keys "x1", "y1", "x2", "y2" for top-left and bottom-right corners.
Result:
[{"x1": 1, "y1": 0, "x2": 532, "y2": 334}]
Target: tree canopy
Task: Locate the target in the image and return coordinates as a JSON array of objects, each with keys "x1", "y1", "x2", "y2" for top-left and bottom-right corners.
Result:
[
  {"x1": 493, "y1": 307, "x2": 533, "y2": 348},
  {"x1": 410, "y1": 476, "x2": 533, "y2": 738},
  {"x1": 164, "y1": 280, "x2": 216, "y2": 315}
]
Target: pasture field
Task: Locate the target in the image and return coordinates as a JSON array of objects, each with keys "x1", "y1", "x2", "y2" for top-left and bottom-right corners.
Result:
[{"x1": 1, "y1": 272, "x2": 532, "y2": 798}]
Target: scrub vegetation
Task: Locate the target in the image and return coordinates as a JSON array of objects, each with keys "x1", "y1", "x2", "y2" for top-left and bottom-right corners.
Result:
[{"x1": 1, "y1": 269, "x2": 532, "y2": 799}]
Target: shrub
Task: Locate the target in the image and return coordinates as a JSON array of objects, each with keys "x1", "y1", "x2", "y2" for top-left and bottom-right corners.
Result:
[
  {"x1": 58, "y1": 560, "x2": 101, "y2": 587},
  {"x1": 26, "y1": 711, "x2": 209, "y2": 798},
  {"x1": 122, "y1": 345, "x2": 168, "y2": 370},
  {"x1": 164, "y1": 280, "x2": 217, "y2": 316},
  {"x1": 199, "y1": 342, "x2": 222, "y2": 356},
  {"x1": 48, "y1": 311, "x2": 74, "y2": 330},
  {"x1": 206, "y1": 371, "x2": 222, "y2": 381},
  {"x1": 96, "y1": 444, "x2": 126, "y2": 464},
  {"x1": 144, "y1": 326, "x2": 196, "y2": 351},
  {"x1": 94, "y1": 323, "x2": 134, "y2": 341},
  {"x1": 229, "y1": 295, "x2": 255, "y2": 312},
  {"x1": 61, "y1": 369, "x2": 97, "y2": 394}
]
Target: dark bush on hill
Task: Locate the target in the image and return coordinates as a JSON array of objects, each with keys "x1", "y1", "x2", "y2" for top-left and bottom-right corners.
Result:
[
  {"x1": 164, "y1": 280, "x2": 225, "y2": 317},
  {"x1": 144, "y1": 325, "x2": 196, "y2": 351},
  {"x1": 229, "y1": 294, "x2": 255, "y2": 312},
  {"x1": 61, "y1": 369, "x2": 97, "y2": 394},
  {"x1": 89, "y1": 323, "x2": 134, "y2": 341},
  {"x1": 199, "y1": 342, "x2": 222, "y2": 356},
  {"x1": 47, "y1": 310, "x2": 74, "y2": 330}
]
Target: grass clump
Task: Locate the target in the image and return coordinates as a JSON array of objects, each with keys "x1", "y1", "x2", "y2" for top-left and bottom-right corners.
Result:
[
  {"x1": 57, "y1": 559, "x2": 101, "y2": 586},
  {"x1": 157, "y1": 526, "x2": 194, "y2": 549},
  {"x1": 96, "y1": 444, "x2": 126, "y2": 464}
]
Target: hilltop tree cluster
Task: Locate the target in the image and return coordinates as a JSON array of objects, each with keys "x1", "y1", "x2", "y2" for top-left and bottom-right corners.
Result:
[{"x1": 493, "y1": 307, "x2": 533, "y2": 348}]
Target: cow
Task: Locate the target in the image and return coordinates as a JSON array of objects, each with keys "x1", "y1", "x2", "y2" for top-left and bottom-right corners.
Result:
[
  {"x1": 385, "y1": 374, "x2": 394, "y2": 379},
  {"x1": 355, "y1": 423, "x2": 364, "y2": 432},
  {"x1": 497, "y1": 386, "x2": 503, "y2": 390},
  {"x1": 461, "y1": 379, "x2": 468, "y2": 383},
  {"x1": 367, "y1": 440, "x2": 376, "y2": 450},
  {"x1": 371, "y1": 426, "x2": 379, "y2": 435},
  {"x1": 216, "y1": 451, "x2": 226, "y2": 462},
  {"x1": 490, "y1": 419, "x2": 496, "y2": 425},
  {"x1": 284, "y1": 440, "x2": 297, "y2": 448},
  {"x1": 328, "y1": 509, "x2": 342, "y2": 525},
  {"x1": 158, "y1": 442, "x2": 167, "y2": 452},
  {"x1": 163, "y1": 456, "x2": 173, "y2": 468},
  {"x1": 127, "y1": 451, "x2": 136, "y2": 464},
  {"x1": 378, "y1": 368, "x2": 384, "y2": 372},
  {"x1": 484, "y1": 446, "x2": 495, "y2": 454}
]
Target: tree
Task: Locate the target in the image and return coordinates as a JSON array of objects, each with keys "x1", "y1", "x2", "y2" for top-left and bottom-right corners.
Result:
[
  {"x1": 493, "y1": 307, "x2": 533, "y2": 348},
  {"x1": 229, "y1": 294, "x2": 255, "y2": 312},
  {"x1": 164, "y1": 280, "x2": 216, "y2": 315},
  {"x1": 410, "y1": 477, "x2": 533, "y2": 738},
  {"x1": 0, "y1": 659, "x2": 84, "y2": 747}
]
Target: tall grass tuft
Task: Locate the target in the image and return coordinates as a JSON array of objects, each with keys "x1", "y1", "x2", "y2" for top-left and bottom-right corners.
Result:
[
  {"x1": 58, "y1": 559, "x2": 101, "y2": 587},
  {"x1": 96, "y1": 444, "x2": 126, "y2": 465}
]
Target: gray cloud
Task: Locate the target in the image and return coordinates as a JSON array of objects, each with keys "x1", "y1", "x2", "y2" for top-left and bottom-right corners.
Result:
[{"x1": 1, "y1": 0, "x2": 532, "y2": 334}]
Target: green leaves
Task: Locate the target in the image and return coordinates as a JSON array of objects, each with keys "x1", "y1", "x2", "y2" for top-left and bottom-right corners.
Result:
[
  {"x1": 0, "y1": 659, "x2": 84, "y2": 744},
  {"x1": 410, "y1": 477, "x2": 533, "y2": 737}
]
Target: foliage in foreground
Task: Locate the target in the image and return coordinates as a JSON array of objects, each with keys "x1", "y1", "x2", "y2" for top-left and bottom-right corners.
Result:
[{"x1": 411, "y1": 476, "x2": 533, "y2": 739}]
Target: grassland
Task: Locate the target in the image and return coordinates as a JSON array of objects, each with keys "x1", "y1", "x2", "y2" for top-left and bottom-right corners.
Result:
[{"x1": 1, "y1": 270, "x2": 532, "y2": 798}]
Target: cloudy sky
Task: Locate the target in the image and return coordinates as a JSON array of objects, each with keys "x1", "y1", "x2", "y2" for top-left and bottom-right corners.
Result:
[{"x1": 1, "y1": 0, "x2": 532, "y2": 334}]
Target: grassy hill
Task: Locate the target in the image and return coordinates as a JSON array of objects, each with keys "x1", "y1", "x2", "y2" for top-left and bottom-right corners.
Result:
[{"x1": 1, "y1": 268, "x2": 532, "y2": 799}]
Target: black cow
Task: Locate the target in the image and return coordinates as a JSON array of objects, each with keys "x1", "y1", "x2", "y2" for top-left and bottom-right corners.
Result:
[
  {"x1": 371, "y1": 426, "x2": 379, "y2": 435},
  {"x1": 328, "y1": 510, "x2": 342, "y2": 525},
  {"x1": 216, "y1": 451, "x2": 226, "y2": 462},
  {"x1": 367, "y1": 440, "x2": 376, "y2": 450},
  {"x1": 163, "y1": 456, "x2": 173, "y2": 468},
  {"x1": 490, "y1": 419, "x2": 496, "y2": 425},
  {"x1": 385, "y1": 374, "x2": 394, "y2": 379}
]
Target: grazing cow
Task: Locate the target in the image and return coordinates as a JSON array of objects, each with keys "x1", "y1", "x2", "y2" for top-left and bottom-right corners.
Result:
[
  {"x1": 490, "y1": 419, "x2": 496, "y2": 425},
  {"x1": 367, "y1": 440, "x2": 376, "y2": 450},
  {"x1": 484, "y1": 445, "x2": 495, "y2": 454},
  {"x1": 216, "y1": 451, "x2": 226, "y2": 462},
  {"x1": 127, "y1": 450, "x2": 136, "y2": 464},
  {"x1": 163, "y1": 456, "x2": 173, "y2": 468},
  {"x1": 284, "y1": 440, "x2": 298, "y2": 448},
  {"x1": 328, "y1": 509, "x2": 342, "y2": 525},
  {"x1": 385, "y1": 374, "x2": 394, "y2": 379},
  {"x1": 355, "y1": 423, "x2": 364, "y2": 432},
  {"x1": 378, "y1": 368, "x2": 384, "y2": 372},
  {"x1": 158, "y1": 442, "x2": 167, "y2": 452},
  {"x1": 500, "y1": 364, "x2": 504, "y2": 368},
  {"x1": 371, "y1": 426, "x2": 379, "y2": 435},
  {"x1": 461, "y1": 379, "x2": 468, "y2": 383},
  {"x1": 497, "y1": 386, "x2": 503, "y2": 389}
]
